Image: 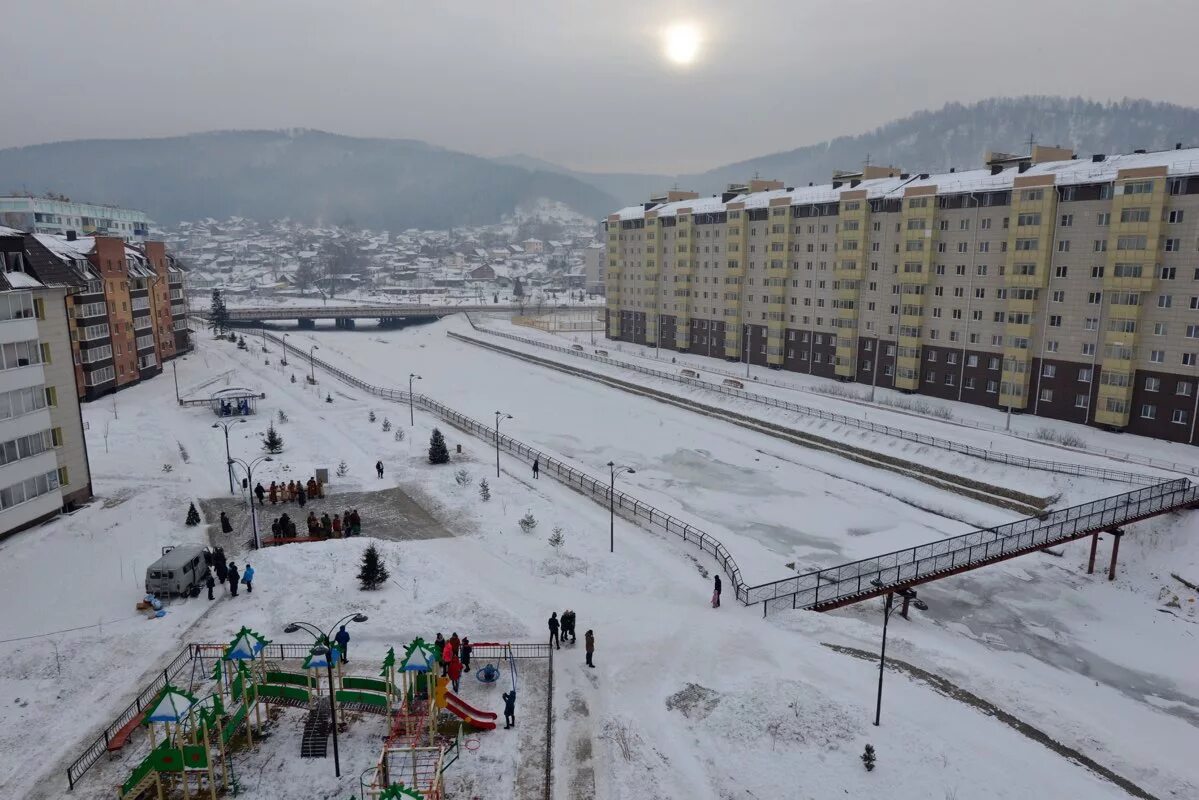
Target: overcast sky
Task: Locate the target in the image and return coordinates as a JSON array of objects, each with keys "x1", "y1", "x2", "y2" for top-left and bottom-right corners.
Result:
[{"x1": 2, "y1": 0, "x2": 1195, "y2": 173}]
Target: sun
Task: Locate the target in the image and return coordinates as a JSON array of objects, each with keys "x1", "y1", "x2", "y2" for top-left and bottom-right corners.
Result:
[{"x1": 663, "y1": 22, "x2": 701, "y2": 66}]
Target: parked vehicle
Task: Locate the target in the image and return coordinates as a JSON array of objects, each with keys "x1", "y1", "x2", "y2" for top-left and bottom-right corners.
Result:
[
  {"x1": 145, "y1": 545, "x2": 208, "y2": 597},
  {"x1": 571, "y1": 344, "x2": 584, "y2": 351},
  {"x1": 722, "y1": 378, "x2": 744, "y2": 389}
]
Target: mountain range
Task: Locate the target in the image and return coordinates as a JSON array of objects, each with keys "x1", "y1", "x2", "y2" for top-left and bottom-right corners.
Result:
[{"x1": 2, "y1": 97, "x2": 1197, "y2": 230}]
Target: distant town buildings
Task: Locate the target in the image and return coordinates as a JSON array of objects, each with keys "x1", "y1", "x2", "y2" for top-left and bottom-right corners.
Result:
[{"x1": 0, "y1": 195, "x2": 150, "y2": 242}]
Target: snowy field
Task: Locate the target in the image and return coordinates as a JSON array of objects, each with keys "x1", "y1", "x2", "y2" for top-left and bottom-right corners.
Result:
[{"x1": 0, "y1": 318, "x2": 1195, "y2": 799}]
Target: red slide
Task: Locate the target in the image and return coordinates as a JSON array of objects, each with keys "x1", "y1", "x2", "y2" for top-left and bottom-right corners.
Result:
[{"x1": 444, "y1": 691, "x2": 497, "y2": 730}]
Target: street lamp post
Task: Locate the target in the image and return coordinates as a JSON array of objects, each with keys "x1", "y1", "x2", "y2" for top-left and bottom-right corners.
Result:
[
  {"x1": 211, "y1": 419, "x2": 246, "y2": 495},
  {"x1": 408, "y1": 374, "x2": 422, "y2": 426},
  {"x1": 309, "y1": 345, "x2": 320, "y2": 385},
  {"x1": 261, "y1": 324, "x2": 268, "y2": 352},
  {"x1": 870, "y1": 581, "x2": 926, "y2": 726},
  {"x1": 283, "y1": 614, "x2": 369, "y2": 780},
  {"x1": 280, "y1": 333, "x2": 289, "y2": 367},
  {"x1": 606, "y1": 461, "x2": 636, "y2": 553},
  {"x1": 230, "y1": 454, "x2": 273, "y2": 549},
  {"x1": 494, "y1": 411, "x2": 512, "y2": 478}
]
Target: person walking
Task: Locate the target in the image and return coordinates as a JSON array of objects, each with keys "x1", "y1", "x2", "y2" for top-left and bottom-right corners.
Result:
[
  {"x1": 448, "y1": 657, "x2": 463, "y2": 693},
  {"x1": 441, "y1": 638, "x2": 454, "y2": 677},
  {"x1": 254, "y1": 482, "x2": 266, "y2": 505},
  {"x1": 205, "y1": 570, "x2": 215, "y2": 601},
  {"x1": 297, "y1": 485, "x2": 306, "y2": 508},
  {"x1": 548, "y1": 612, "x2": 560, "y2": 650},
  {"x1": 214, "y1": 555, "x2": 228, "y2": 590},
  {"x1": 449, "y1": 632, "x2": 461, "y2": 661},
  {"x1": 713, "y1": 574, "x2": 722, "y2": 608},
  {"x1": 460, "y1": 638, "x2": 472, "y2": 671},
  {"x1": 376, "y1": 460, "x2": 384, "y2": 479},
  {"x1": 502, "y1": 690, "x2": 516, "y2": 730},
  {"x1": 349, "y1": 509, "x2": 361, "y2": 536},
  {"x1": 584, "y1": 629, "x2": 595, "y2": 668},
  {"x1": 242, "y1": 563, "x2": 255, "y2": 594},
  {"x1": 334, "y1": 625, "x2": 351, "y2": 663},
  {"x1": 532, "y1": 458, "x2": 540, "y2": 479},
  {"x1": 220, "y1": 511, "x2": 233, "y2": 534},
  {"x1": 227, "y1": 563, "x2": 240, "y2": 597},
  {"x1": 268, "y1": 481, "x2": 278, "y2": 504}
]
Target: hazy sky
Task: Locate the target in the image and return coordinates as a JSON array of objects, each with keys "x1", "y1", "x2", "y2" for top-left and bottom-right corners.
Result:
[{"x1": 2, "y1": 0, "x2": 1195, "y2": 173}]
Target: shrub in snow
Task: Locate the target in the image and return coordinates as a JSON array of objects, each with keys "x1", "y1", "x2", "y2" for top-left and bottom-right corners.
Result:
[
  {"x1": 237, "y1": 336, "x2": 247, "y2": 350},
  {"x1": 518, "y1": 511, "x2": 537, "y2": 533},
  {"x1": 185, "y1": 502, "x2": 200, "y2": 526},
  {"x1": 548, "y1": 526, "x2": 565, "y2": 551},
  {"x1": 394, "y1": 428, "x2": 405, "y2": 442},
  {"x1": 262, "y1": 422, "x2": 284, "y2": 454},
  {"x1": 454, "y1": 469, "x2": 472, "y2": 487},
  {"x1": 428, "y1": 428, "x2": 449, "y2": 465},
  {"x1": 277, "y1": 409, "x2": 288, "y2": 424},
  {"x1": 177, "y1": 442, "x2": 190, "y2": 463},
  {"x1": 290, "y1": 374, "x2": 296, "y2": 384},
  {"x1": 336, "y1": 459, "x2": 349, "y2": 478},
  {"x1": 162, "y1": 463, "x2": 173, "y2": 473},
  {"x1": 368, "y1": 410, "x2": 377, "y2": 423},
  {"x1": 227, "y1": 331, "x2": 238, "y2": 343},
  {"x1": 382, "y1": 417, "x2": 392, "y2": 432},
  {"x1": 325, "y1": 393, "x2": 333, "y2": 403},
  {"x1": 358, "y1": 543, "x2": 390, "y2": 590},
  {"x1": 861, "y1": 744, "x2": 876, "y2": 772},
  {"x1": 478, "y1": 478, "x2": 490, "y2": 502}
]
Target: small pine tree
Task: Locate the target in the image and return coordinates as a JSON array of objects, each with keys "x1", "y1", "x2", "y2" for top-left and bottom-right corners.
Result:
[
  {"x1": 548, "y1": 526, "x2": 565, "y2": 551},
  {"x1": 428, "y1": 427, "x2": 449, "y2": 465},
  {"x1": 479, "y1": 478, "x2": 490, "y2": 501},
  {"x1": 336, "y1": 459, "x2": 349, "y2": 478},
  {"x1": 454, "y1": 469, "x2": 472, "y2": 487},
  {"x1": 381, "y1": 417, "x2": 392, "y2": 432},
  {"x1": 518, "y1": 511, "x2": 537, "y2": 533},
  {"x1": 394, "y1": 428, "x2": 405, "y2": 442},
  {"x1": 369, "y1": 410, "x2": 377, "y2": 423},
  {"x1": 325, "y1": 393, "x2": 333, "y2": 403},
  {"x1": 185, "y1": 502, "x2": 201, "y2": 526},
  {"x1": 227, "y1": 331, "x2": 238, "y2": 343},
  {"x1": 277, "y1": 409, "x2": 288, "y2": 424},
  {"x1": 290, "y1": 374, "x2": 296, "y2": 384},
  {"x1": 358, "y1": 543, "x2": 390, "y2": 590},
  {"x1": 262, "y1": 422, "x2": 284, "y2": 454},
  {"x1": 861, "y1": 744, "x2": 876, "y2": 772},
  {"x1": 237, "y1": 336, "x2": 247, "y2": 350}
]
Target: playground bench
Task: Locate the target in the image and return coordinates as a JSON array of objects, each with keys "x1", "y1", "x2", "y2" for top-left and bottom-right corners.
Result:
[{"x1": 106, "y1": 709, "x2": 147, "y2": 753}]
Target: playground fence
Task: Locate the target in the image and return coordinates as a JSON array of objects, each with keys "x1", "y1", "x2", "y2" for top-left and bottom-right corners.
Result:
[{"x1": 470, "y1": 643, "x2": 552, "y2": 660}]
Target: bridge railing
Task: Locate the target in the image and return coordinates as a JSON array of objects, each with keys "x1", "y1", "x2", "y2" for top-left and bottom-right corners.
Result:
[
  {"x1": 459, "y1": 318, "x2": 1165, "y2": 486},
  {"x1": 743, "y1": 478, "x2": 1197, "y2": 611}
]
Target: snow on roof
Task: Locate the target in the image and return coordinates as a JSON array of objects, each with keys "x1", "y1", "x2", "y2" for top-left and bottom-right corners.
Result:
[
  {"x1": 0, "y1": 225, "x2": 22, "y2": 237},
  {"x1": 33, "y1": 233, "x2": 95, "y2": 261},
  {"x1": 3, "y1": 271, "x2": 45, "y2": 289},
  {"x1": 613, "y1": 146, "x2": 1199, "y2": 220}
]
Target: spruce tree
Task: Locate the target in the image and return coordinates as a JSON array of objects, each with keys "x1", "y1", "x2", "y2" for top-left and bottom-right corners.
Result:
[
  {"x1": 209, "y1": 289, "x2": 229, "y2": 335},
  {"x1": 358, "y1": 543, "x2": 390, "y2": 590},
  {"x1": 861, "y1": 744, "x2": 876, "y2": 772},
  {"x1": 479, "y1": 478, "x2": 490, "y2": 501},
  {"x1": 186, "y1": 502, "x2": 201, "y2": 526},
  {"x1": 262, "y1": 422, "x2": 284, "y2": 454},
  {"x1": 428, "y1": 427, "x2": 449, "y2": 464},
  {"x1": 237, "y1": 336, "x2": 247, "y2": 350}
]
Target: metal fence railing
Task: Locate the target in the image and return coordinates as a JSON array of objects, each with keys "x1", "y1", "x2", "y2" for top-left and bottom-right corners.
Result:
[
  {"x1": 458, "y1": 318, "x2": 1164, "y2": 486},
  {"x1": 745, "y1": 478, "x2": 1199, "y2": 614}
]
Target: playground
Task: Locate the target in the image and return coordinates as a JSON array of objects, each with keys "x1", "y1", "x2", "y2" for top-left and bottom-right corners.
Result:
[{"x1": 69, "y1": 627, "x2": 550, "y2": 800}]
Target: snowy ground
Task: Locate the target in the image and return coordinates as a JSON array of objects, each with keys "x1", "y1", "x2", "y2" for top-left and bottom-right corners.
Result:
[{"x1": 0, "y1": 319, "x2": 1195, "y2": 799}]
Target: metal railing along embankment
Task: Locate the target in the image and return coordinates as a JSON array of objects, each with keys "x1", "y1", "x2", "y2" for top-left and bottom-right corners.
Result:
[{"x1": 459, "y1": 318, "x2": 1162, "y2": 486}]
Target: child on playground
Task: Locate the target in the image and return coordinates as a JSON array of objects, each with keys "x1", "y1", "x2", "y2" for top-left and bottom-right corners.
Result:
[
  {"x1": 502, "y1": 690, "x2": 516, "y2": 729},
  {"x1": 448, "y1": 657, "x2": 463, "y2": 693}
]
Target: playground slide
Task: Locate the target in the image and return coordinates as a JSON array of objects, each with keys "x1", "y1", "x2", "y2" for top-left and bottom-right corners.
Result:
[{"x1": 444, "y1": 691, "x2": 497, "y2": 730}]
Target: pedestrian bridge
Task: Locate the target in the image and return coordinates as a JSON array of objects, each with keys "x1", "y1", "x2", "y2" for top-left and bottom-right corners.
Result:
[{"x1": 204, "y1": 304, "x2": 539, "y2": 328}]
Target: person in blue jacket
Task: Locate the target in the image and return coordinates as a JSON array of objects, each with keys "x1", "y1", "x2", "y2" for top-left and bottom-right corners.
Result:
[
  {"x1": 334, "y1": 625, "x2": 351, "y2": 663},
  {"x1": 242, "y1": 563, "x2": 255, "y2": 594}
]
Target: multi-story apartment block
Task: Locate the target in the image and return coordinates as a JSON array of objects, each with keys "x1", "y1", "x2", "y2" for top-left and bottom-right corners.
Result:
[
  {"x1": 605, "y1": 145, "x2": 1199, "y2": 444},
  {"x1": 18, "y1": 232, "x2": 190, "y2": 401},
  {"x1": 0, "y1": 196, "x2": 150, "y2": 242},
  {"x1": 0, "y1": 227, "x2": 93, "y2": 536}
]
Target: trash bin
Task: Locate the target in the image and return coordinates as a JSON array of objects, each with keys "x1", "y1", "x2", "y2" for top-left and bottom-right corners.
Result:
[{"x1": 316, "y1": 467, "x2": 329, "y2": 484}]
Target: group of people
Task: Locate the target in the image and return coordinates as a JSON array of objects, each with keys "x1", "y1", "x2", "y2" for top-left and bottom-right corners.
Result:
[
  {"x1": 432, "y1": 632, "x2": 475, "y2": 694},
  {"x1": 219, "y1": 399, "x2": 251, "y2": 416},
  {"x1": 259, "y1": 477, "x2": 324, "y2": 506},
  {"x1": 201, "y1": 547, "x2": 254, "y2": 599},
  {"x1": 548, "y1": 611, "x2": 594, "y2": 667}
]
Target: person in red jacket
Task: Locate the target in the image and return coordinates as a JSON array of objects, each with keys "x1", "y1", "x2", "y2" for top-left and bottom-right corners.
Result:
[
  {"x1": 441, "y1": 639, "x2": 454, "y2": 677},
  {"x1": 448, "y1": 657, "x2": 463, "y2": 693}
]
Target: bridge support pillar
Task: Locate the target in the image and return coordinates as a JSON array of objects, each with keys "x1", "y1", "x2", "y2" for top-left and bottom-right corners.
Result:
[
  {"x1": 1087, "y1": 531, "x2": 1100, "y2": 574},
  {"x1": 1107, "y1": 528, "x2": 1124, "y2": 581},
  {"x1": 344, "y1": 318, "x2": 355, "y2": 330},
  {"x1": 298, "y1": 319, "x2": 316, "y2": 330}
]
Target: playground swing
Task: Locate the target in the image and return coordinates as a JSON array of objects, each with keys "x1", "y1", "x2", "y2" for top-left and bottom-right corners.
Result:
[{"x1": 474, "y1": 644, "x2": 518, "y2": 695}]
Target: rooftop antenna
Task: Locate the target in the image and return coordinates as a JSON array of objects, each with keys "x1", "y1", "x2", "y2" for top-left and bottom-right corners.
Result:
[
  {"x1": 863, "y1": 153, "x2": 872, "y2": 169},
  {"x1": 1025, "y1": 132, "x2": 1037, "y2": 153}
]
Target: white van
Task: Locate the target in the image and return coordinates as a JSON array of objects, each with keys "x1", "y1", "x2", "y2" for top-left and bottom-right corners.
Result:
[{"x1": 145, "y1": 545, "x2": 208, "y2": 597}]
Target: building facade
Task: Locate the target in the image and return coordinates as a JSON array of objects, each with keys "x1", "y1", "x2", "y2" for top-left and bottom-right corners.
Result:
[
  {"x1": 0, "y1": 228, "x2": 94, "y2": 536},
  {"x1": 605, "y1": 146, "x2": 1199, "y2": 444},
  {"x1": 0, "y1": 196, "x2": 150, "y2": 241},
  {"x1": 19, "y1": 233, "x2": 190, "y2": 401}
]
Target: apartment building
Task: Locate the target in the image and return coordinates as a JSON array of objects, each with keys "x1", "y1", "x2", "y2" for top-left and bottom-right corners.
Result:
[
  {"x1": 0, "y1": 196, "x2": 150, "y2": 242},
  {"x1": 0, "y1": 227, "x2": 93, "y2": 536},
  {"x1": 19, "y1": 233, "x2": 190, "y2": 400},
  {"x1": 605, "y1": 145, "x2": 1199, "y2": 444}
]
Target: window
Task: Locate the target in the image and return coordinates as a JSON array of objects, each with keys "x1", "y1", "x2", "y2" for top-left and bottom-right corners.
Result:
[
  {"x1": 1178, "y1": 380, "x2": 1194, "y2": 397},
  {"x1": 1161, "y1": 267, "x2": 1177, "y2": 280},
  {"x1": 1042, "y1": 364, "x2": 1056, "y2": 378},
  {"x1": 1049, "y1": 315, "x2": 1062, "y2": 327},
  {"x1": 1060, "y1": 214, "x2": 1073, "y2": 227},
  {"x1": 1154, "y1": 323, "x2": 1168, "y2": 336},
  {"x1": 1122, "y1": 180, "x2": 1154, "y2": 195},
  {"x1": 1186, "y1": 353, "x2": 1199, "y2": 367},
  {"x1": 1141, "y1": 404, "x2": 1157, "y2": 420},
  {"x1": 1088, "y1": 292, "x2": 1102, "y2": 304},
  {"x1": 1055, "y1": 265, "x2": 1068, "y2": 278},
  {"x1": 1159, "y1": 294, "x2": 1173, "y2": 308},
  {"x1": 1189, "y1": 324, "x2": 1199, "y2": 339},
  {"x1": 0, "y1": 340, "x2": 43, "y2": 371},
  {"x1": 1117, "y1": 235, "x2": 1148, "y2": 250},
  {"x1": 1078, "y1": 368, "x2": 1092, "y2": 383},
  {"x1": 1145, "y1": 376, "x2": 1161, "y2": 393},
  {"x1": 1057, "y1": 240, "x2": 1071, "y2": 252},
  {"x1": 1150, "y1": 350, "x2": 1165, "y2": 363},
  {"x1": 1174, "y1": 409, "x2": 1189, "y2": 425},
  {"x1": 1040, "y1": 389, "x2": 1053, "y2": 403},
  {"x1": 1168, "y1": 210, "x2": 1185, "y2": 224},
  {"x1": 1093, "y1": 239, "x2": 1108, "y2": 252},
  {"x1": 0, "y1": 470, "x2": 60, "y2": 511},
  {"x1": 1097, "y1": 212, "x2": 1110, "y2": 226},
  {"x1": 1120, "y1": 207, "x2": 1151, "y2": 223},
  {"x1": 986, "y1": 380, "x2": 998, "y2": 394},
  {"x1": 1076, "y1": 394, "x2": 1090, "y2": 409},
  {"x1": 1082, "y1": 343, "x2": 1096, "y2": 356},
  {"x1": 1165, "y1": 238, "x2": 1182, "y2": 252},
  {"x1": 1052, "y1": 290, "x2": 1065, "y2": 302}
]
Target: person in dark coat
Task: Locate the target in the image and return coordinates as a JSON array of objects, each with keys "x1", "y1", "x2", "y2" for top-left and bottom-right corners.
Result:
[
  {"x1": 502, "y1": 690, "x2": 516, "y2": 729},
  {"x1": 227, "y1": 563, "x2": 240, "y2": 597},
  {"x1": 349, "y1": 509, "x2": 362, "y2": 536},
  {"x1": 713, "y1": 574, "x2": 722, "y2": 608},
  {"x1": 220, "y1": 511, "x2": 233, "y2": 534},
  {"x1": 376, "y1": 460, "x2": 384, "y2": 479},
  {"x1": 307, "y1": 512, "x2": 319, "y2": 535},
  {"x1": 214, "y1": 556, "x2": 228, "y2": 588},
  {"x1": 271, "y1": 519, "x2": 281, "y2": 537},
  {"x1": 254, "y1": 482, "x2": 266, "y2": 505},
  {"x1": 584, "y1": 629, "x2": 595, "y2": 668},
  {"x1": 205, "y1": 570, "x2": 215, "y2": 601},
  {"x1": 321, "y1": 513, "x2": 333, "y2": 537},
  {"x1": 548, "y1": 612, "x2": 560, "y2": 650},
  {"x1": 460, "y1": 637, "x2": 473, "y2": 671},
  {"x1": 561, "y1": 610, "x2": 576, "y2": 643},
  {"x1": 532, "y1": 458, "x2": 540, "y2": 479},
  {"x1": 334, "y1": 626, "x2": 350, "y2": 663},
  {"x1": 297, "y1": 485, "x2": 306, "y2": 507},
  {"x1": 433, "y1": 633, "x2": 446, "y2": 673}
]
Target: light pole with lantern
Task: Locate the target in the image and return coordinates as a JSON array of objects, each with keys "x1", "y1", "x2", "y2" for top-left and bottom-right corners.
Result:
[{"x1": 606, "y1": 461, "x2": 636, "y2": 553}]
